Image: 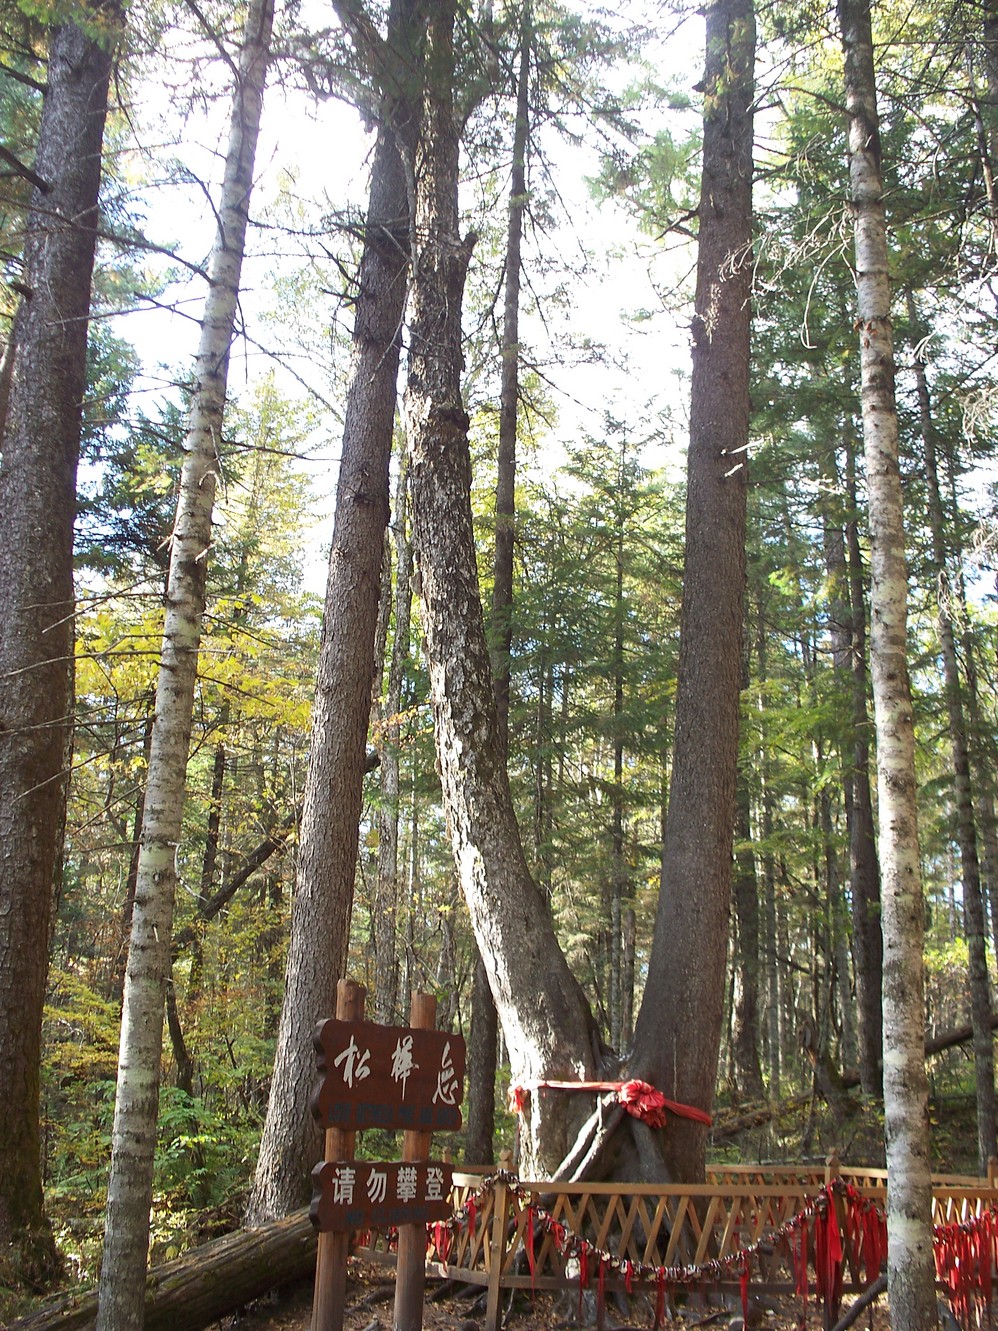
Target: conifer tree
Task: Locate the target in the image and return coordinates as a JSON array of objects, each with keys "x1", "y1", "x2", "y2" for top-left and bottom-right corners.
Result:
[{"x1": 0, "y1": 4, "x2": 117, "y2": 1286}]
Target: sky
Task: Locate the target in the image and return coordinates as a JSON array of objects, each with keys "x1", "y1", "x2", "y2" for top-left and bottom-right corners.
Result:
[{"x1": 110, "y1": 2, "x2": 707, "y2": 584}]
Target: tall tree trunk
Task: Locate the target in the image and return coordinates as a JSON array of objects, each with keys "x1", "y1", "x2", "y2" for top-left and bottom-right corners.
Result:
[
  {"x1": 907, "y1": 289, "x2": 996, "y2": 1171},
  {"x1": 96, "y1": 1, "x2": 274, "y2": 1322},
  {"x1": 839, "y1": 2, "x2": 936, "y2": 1327},
  {"x1": 818, "y1": 437, "x2": 880, "y2": 1089},
  {"x1": 405, "y1": 0, "x2": 600, "y2": 1177},
  {"x1": 732, "y1": 769, "x2": 765, "y2": 1100},
  {"x1": 245, "y1": 2, "x2": 414, "y2": 1224},
  {"x1": 631, "y1": 0, "x2": 754, "y2": 1183},
  {"x1": 374, "y1": 456, "x2": 412, "y2": 1025},
  {"x1": 465, "y1": 0, "x2": 532, "y2": 1164},
  {"x1": 465, "y1": 954, "x2": 498, "y2": 1165},
  {"x1": 754, "y1": 593, "x2": 782, "y2": 1097},
  {"x1": 609, "y1": 449, "x2": 627, "y2": 1050},
  {"x1": 490, "y1": 0, "x2": 529, "y2": 742},
  {"x1": 0, "y1": 13, "x2": 114, "y2": 1288},
  {"x1": 842, "y1": 442, "x2": 884, "y2": 1093}
]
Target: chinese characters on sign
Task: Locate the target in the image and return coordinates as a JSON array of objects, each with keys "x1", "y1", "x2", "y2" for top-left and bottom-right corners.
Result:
[
  {"x1": 309, "y1": 1016, "x2": 466, "y2": 1235},
  {"x1": 310, "y1": 1160, "x2": 454, "y2": 1232},
  {"x1": 311, "y1": 1019, "x2": 466, "y2": 1131}
]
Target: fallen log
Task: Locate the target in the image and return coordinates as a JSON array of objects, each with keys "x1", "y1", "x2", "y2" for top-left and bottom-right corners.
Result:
[{"x1": 9, "y1": 1209, "x2": 317, "y2": 1331}]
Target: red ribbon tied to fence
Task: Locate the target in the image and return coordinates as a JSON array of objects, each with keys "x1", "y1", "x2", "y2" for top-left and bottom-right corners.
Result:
[{"x1": 508, "y1": 1077, "x2": 712, "y2": 1129}]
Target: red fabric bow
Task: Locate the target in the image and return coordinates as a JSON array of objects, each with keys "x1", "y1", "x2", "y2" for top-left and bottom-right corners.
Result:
[{"x1": 507, "y1": 1077, "x2": 712, "y2": 1128}]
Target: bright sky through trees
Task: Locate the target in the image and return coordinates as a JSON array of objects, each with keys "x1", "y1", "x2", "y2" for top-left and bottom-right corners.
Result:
[{"x1": 109, "y1": 0, "x2": 706, "y2": 595}]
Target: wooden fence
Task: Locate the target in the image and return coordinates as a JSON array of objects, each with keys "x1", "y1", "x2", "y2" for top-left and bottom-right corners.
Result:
[{"x1": 356, "y1": 1154, "x2": 998, "y2": 1330}]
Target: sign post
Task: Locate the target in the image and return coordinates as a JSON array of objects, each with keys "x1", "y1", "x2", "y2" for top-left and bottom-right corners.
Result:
[
  {"x1": 394, "y1": 992, "x2": 436, "y2": 1331},
  {"x1": 311, "y1": 977, "x2": 365, "y2": 1331},
  {"x1": 308, "y1": 986, "x2": 465, "y2": 1331}
]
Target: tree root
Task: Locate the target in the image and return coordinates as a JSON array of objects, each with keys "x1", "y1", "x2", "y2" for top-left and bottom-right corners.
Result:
[{"x1": 551, "y1": 1102, "x2": 626, "y2": 1183}]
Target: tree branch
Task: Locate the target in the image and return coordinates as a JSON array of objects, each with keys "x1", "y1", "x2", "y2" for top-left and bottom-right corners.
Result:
[{"x1": 0, "y1": 143, "x2": 49, "y2": 193}]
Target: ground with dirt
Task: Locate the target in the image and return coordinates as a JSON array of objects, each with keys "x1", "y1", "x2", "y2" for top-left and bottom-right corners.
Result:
[{"x1": 216, "y1": 1262, "x2": 896, "y2": 1331}]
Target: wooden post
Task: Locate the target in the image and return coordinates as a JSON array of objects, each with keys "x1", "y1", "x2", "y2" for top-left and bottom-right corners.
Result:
[
  {"x1": 393, "y1": 992, "x2": 437, "y2": 1331},
  {"x1": 312, "y1": 978, "x2": 366, "y2": 1331},
  {"x1": 824, "y1": 1150, "x2": 841, "y2": 1186},
  {"x1": 485, "y1": 1150, "x2": 513, "y2": 1331}
]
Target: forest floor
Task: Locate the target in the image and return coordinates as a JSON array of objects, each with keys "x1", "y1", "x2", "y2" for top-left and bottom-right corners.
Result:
[{"x1": 213, "y1": 1262, "x2": 895, "y2": 1331}]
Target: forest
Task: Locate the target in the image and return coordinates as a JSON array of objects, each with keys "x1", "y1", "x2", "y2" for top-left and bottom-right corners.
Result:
[{"x1": 1, "y1": 0, "x2": 996, "y2": 1327}]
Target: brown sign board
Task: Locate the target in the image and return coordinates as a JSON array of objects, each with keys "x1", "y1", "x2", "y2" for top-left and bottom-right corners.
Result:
[
  {"x1": 311, "y1": 1019, "x2": 465, "y2": 1132},
  {"x1": 310, "y1": 1159, "x2": 454, "y2": 1233}
]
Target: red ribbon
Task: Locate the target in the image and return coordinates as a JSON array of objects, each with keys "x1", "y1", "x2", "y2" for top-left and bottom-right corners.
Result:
[
  {"x1": 793, "y1": 1221, "x2": 808, "y2": 1322},
  {"x1": 740, "y1": 1255, "x2": 751, "y2": 1323},
  {"x1": 508, "y1": 1077, "x2": 711, "y2": 1128},
  {"x1": 934, "y1": 1213, "x2": 998, "y2": 1330},
  {"x1": 432, "y1": 1221, "x2": 450, "y2": 1271},
  {"x1": 579, "y1": 1243, "x2": 590, "y2": 1322},
  {"x1": 654, "y1": 1269, "x2": 667, "y2": 1330}
]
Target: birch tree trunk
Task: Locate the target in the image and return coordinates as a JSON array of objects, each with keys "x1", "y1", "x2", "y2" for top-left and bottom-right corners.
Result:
[
  {"x1": 0, "y1": 13, "x2": 114, "y2": 1287},
  {"x1": 244, "y1": 0, "x2": 416, "y2": 1224},
  {"x1": 95, "y1": 0, "x2": 274, "y2": 1322},
  {"x1": 838, "y1": 1, "x2": 936, "y2": 1326},
  {"x1": 630, "y1": 0, "x2": 754, "y2": 1183}
]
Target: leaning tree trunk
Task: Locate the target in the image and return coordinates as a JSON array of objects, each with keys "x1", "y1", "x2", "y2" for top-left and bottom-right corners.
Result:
[
  {"x1": 630, "y1": 0, "x2": 755, "y2": 1184},
  {"x1": 95, "y1": 0, "x2": 274, "y2": 1323},
  {"x1": 405, "y1": 0, "x2": 602, "y2": 1178},
  {"x1": 839, "y1": 2, "x2": 937, "y2": 1328},
  {"x1": 0, "y1": 13, "x2": 115, "y2": 1288},
  {"x1": 245, "y1": 5, "x2": 415, "y2": 1224}
]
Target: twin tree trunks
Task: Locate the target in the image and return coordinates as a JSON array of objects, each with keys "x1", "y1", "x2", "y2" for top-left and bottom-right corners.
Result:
[{"x1": 309, "y1": 981, "x2": 466, "y2": 1331}]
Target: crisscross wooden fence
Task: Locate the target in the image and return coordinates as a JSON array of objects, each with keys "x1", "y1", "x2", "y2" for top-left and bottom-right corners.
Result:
[{"x1": 355, "y1": 1154, "x2": 998, "y2": 1330}]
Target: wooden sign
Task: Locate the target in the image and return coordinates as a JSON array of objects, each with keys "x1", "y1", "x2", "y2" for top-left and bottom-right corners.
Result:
[
  {"x1": 311, "y1": 1018, "x2": 465, "y2": 1131},
  {"x1": 310, "y1": 1159, "x2": 454, "y2": 1232}
]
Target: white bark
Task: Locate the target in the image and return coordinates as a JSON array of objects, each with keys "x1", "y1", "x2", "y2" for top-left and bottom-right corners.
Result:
[
  {"x1": 839, "y1": 2, "x2": 937, "y2": 1328},
  {"x1": 95, "y1": 1, "x2": 274, "y2": 1324}
]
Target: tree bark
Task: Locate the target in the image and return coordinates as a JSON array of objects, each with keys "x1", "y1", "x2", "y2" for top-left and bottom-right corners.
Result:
[
  {"x1": 465, "y1": 0, "x2": 533, "y2": 1166},
  {"x1": 405, "y1": 0, "x2": 601, "y2": 1177},
  {"x1": 374, "y1": 457, "x2": 412, "y2": 1025},
  {"x1": 838, "y1": 2, "x2": 937, "y2": 1328},
  {"x1": 0, "y1": 13, "x2": 114, "y2": 1288},
  {"x1": 631, "y1": 0, "x2": 754, "y2": 1183},
  {"x1": 732, "y1": 769, "x2": 765, "y2": 1100},
  {"x1": 907, "y1": 288, "x2": 996, "y2": 1172},
  {"x1": 245, "y1": 2, "x2": 414, "y2": 1225},
  {"x1": 10, "y1": 1212, "x2": 317, "y2": 1331},
  {"x1": 96, "y1": 1, "x2": 274, "y2": 1323},
  {"x1": 465, "y1": 953, "x2": 499, "y2": 1164},
  {"x1": 843, "y1": 442, "x2": 884, "y2": 1096}
]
